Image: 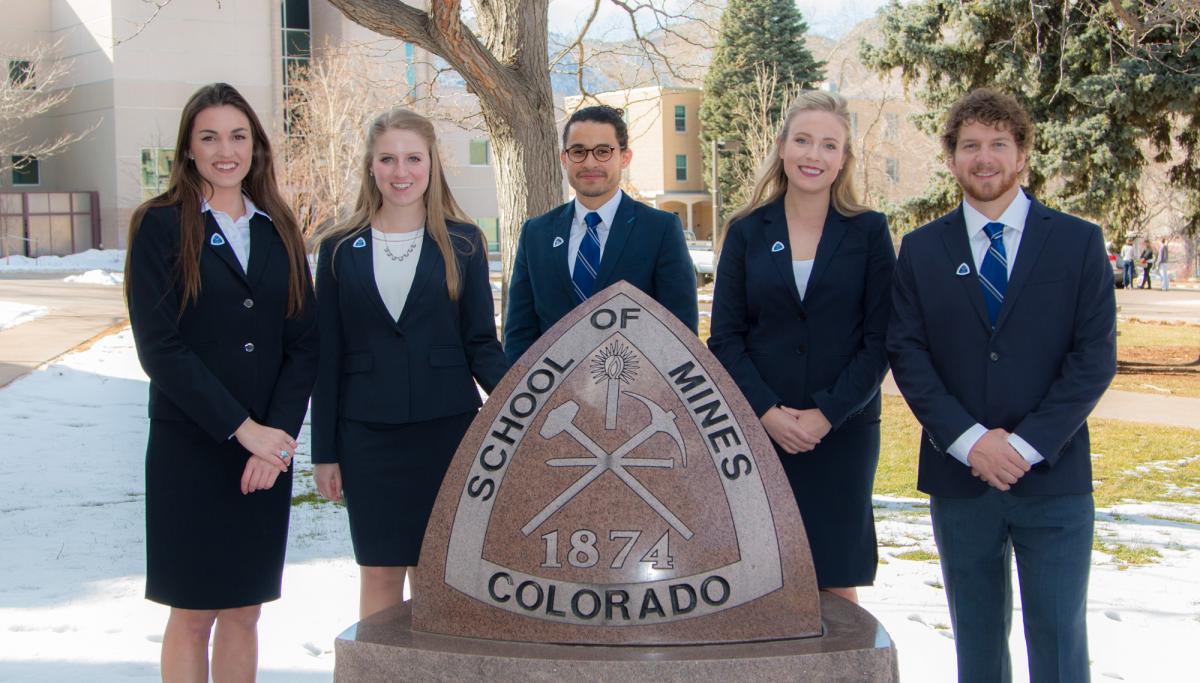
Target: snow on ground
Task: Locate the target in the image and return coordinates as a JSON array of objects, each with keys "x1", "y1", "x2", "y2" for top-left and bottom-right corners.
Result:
[
  {"x1": 1, "y1": 329, "x2": 1197, "y2": 681},
  {"x1": 0, "y1": 249, "x2": 125, "y2": 273},
  {"x1": 0, "y1": 300, "x2": 48, "y2": 331},
  {"x1": 62, "y1": 269, "x2": 124, "y2": 286}
]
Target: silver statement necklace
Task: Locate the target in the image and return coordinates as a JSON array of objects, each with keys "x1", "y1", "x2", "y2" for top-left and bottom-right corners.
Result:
[{"x1": 373, "y1": 228, "x2": 423, "y2": 263}]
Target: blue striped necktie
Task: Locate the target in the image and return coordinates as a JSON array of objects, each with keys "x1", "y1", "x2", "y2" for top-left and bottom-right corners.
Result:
[
  {"x1": 979, "y1": 221, "x2": 1008, "y2": 327},
  {"x1": 572, "y1": 211, "x2": 602, "y2": 303}
]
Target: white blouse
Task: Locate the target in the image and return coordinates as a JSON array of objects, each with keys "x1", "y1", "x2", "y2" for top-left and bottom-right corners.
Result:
[
  {"x1": 792, "y1": 259, "x2": 815, "y2": 300},
  {"x1": 371, "y1": 227, "x2": 424, "y2": 321}
]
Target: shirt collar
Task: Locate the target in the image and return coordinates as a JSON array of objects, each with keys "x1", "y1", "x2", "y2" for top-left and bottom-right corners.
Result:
[
  {"x1": 201, "y1": 194, "x2": 272, "y2": 222},
  {"x1": 962, "y1": 188, "x2": 1030, "y2": 237},
  {"x1": 573, "y1": 189, "x2": 623, "y2": 229}
]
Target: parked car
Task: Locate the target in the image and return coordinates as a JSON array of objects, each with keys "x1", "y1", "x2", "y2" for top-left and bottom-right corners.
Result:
[
  {"x1": 1108, "y1": 253, "x2": 1126, "y2": 288},
  {"x1": 684, "y1": 230, "x2": 714, "y2": 286}
]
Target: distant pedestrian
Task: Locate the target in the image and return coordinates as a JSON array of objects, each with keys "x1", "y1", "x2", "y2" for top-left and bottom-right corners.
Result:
[
  {"x1": 1120, "y1": 239, "x2": 1135, "y2": 288},
  {"x1": 125, "y1": 82, "x2": 318, "y2": 682},
  {"x1": 1139, "y1": 244, "x2": 1154, "y2": 288},
  {"x1": 1157, "y1": 238, "x2": 1170, "y2": 291}
]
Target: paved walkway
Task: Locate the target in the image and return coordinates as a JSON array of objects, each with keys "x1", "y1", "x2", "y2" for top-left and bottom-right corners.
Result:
[
  {"x1": 0, "y1": 276, "x2": 128, "y2": 388},
  {"x1": 1, "y1": 275, "x2": 1197, "y2": 429}
]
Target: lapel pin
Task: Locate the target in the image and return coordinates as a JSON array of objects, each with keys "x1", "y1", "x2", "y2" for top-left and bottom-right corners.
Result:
[
  {"x1": 552, "y1": 236, "x2": 564, "y2": 248},
  {"x1": 352, "y1": 237, "x2": 367, "y2": 248},
  {"x1": 956, "y1": 263, "x2": 970, "y2": 276},
  {"x1": 210, "y1": 233, "x2": 226, "y2": 247},
  {"x1": 771, "y1": 241, "x2": 785, "y2": 253}
]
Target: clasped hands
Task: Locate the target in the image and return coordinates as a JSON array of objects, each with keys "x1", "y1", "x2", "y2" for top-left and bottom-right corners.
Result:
[
  {"x1": 234, "y1": 418, "x2": 297, "y2": 495},
  {"x1": 967, "y1": 428, "x2": 1031, "y2": 491},
  {"x1": 761, "y1": 405, "x2": 831, "y2": 454}
]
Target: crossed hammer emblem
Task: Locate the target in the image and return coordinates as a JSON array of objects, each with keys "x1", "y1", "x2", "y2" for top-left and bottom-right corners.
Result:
[{"x1": 521, "y1": 391, "x2": 692, "y2": 539}]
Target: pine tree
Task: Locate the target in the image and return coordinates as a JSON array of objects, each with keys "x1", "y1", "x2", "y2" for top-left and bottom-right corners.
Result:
[
  {"x1": 699, "y1": 0, "x2": 825, "y2": 221},
  {"x1": 861, "y1": 0, "x2": 1200, "y2": 237}
]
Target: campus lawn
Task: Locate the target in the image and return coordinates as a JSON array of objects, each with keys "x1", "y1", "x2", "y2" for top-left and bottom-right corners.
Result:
[
  {"x1": 875, "y1": 394, "x2": 1200, "y2": 515},
  {"x1": 1113, "y1": 319, "x2": 1200, "y2": 398}
]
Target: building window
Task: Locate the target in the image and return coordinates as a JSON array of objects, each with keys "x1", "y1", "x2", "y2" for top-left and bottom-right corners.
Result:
[
  {"x1": 140, "y1": 148, "x2": 175, "y2": 200},
  {"x1": 478, "y1": 217, "x2": 500, "y2": 253},
  {"x1": 11, "y1": 156, "x2": 39, "y2": 185},
  {"x1": 281, "y1": 0, "x2": 311, "y2": 117},
  {"x1": 886, "y1": 157, "x2": 900, "y2": 184},
  {"x1": 674, "y1": 104, "x2": 686, "y2": 132},
  {"x1": 675, "y1": 154, "x2": 687, "y2": 181},
  {"x1": 8, "y1": 60, "x2": 34, "y2": 89},
  {"x1": 884, "y1": 112, "x2": 899, "y2": 141},
  {"x1": 469, "y1": 139, "x2": 490, "y2": 166},
  {"x1": 849, "y1": 112, "x2": 859, "y2": 139}
]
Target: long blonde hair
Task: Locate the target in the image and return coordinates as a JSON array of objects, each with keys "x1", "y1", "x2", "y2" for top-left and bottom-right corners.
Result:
[
  {"x1": 727, "y1": 90, "x2": 868, "y2": 227},
  {"x1": 312, "y1": 107, "x2": 476, "y2": 300}
]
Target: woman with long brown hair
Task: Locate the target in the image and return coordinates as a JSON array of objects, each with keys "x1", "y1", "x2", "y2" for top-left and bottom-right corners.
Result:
[
  {"x1": 310, "y1": 108, "x2": 507, "y2": 618},
  {"x1": 125, "y1": 82, "x2": 317, "y2": 681},
  {"x1": 708, "y1": 91, "x2": 895, "y2": 603}
]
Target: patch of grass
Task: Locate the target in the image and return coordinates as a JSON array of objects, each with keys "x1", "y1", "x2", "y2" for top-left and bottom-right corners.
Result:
[
  {"x1": 894, "y1": 548, "x2": 939, "y2": 562},
  {"x1": 876, "y1": 396, "x2": 1200, "y2": 508},
  {"x1": 1095, "y1": 541, "x2": 1162, "y2": 569},
  {"x1": 292, "y1": 491, "x2": 341, "y2": 508},
  {"x1": 1109, "y1": 374, "x2": 1200, "y2": 398},
  {"x1": 1117, "y1": 320, "x2": 1200, "y2": 348}
]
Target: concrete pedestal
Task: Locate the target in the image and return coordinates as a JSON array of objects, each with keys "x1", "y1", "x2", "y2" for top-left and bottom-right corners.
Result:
[{"x1": 334, "y1": 593, "x2": 898, "y2": 682}]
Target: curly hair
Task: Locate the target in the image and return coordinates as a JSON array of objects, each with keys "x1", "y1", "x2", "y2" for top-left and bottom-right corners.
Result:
[{"x1": 941, "y1": 88, "x2": 1033, "y2": 156}]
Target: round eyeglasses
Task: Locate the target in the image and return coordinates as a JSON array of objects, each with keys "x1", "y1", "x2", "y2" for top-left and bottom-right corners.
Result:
[{"x1": 564, "y1": 145, "x2": 622, "y2": 163}]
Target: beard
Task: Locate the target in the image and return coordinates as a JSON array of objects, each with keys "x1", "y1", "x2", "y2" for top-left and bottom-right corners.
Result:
[{"x1": 959, "y1": 164, "x2": 1021, "y2": 203}]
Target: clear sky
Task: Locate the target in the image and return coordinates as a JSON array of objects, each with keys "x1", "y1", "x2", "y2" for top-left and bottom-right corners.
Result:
[{"x1": 545, "y1": 0, "x2": 894, "y2": 41}]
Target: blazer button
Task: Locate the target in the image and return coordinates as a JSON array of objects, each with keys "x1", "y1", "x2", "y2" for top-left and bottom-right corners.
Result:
[
  {"x1": 393, "y1": 329, "x2": 402, "y2": 338},
  {"x1": 798, "y1": 311, "x2": 807, "y2": 320},
  {"x1": 243, "y1": 298, "x2": 254, "y2": 309},
  {"x1": 990, "y1": 351, "x2": 999, "y2": 361},
  {"x1": 796, "y1": 344, "x2": 807, "y2": 354},
  {"x1": 244, "y1": 342, "x2": 255, "y2": 353}
]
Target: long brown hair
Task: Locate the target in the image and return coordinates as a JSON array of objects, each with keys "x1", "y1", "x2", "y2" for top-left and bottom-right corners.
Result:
[
  {"x1": 311, "y1": 107, "x2": 476, "y2": 300},
  {"x1": 728, "y1": 90, "x2": 868, "y2": 228},
  {"x1": 124, "y1": 82, "x2": 308, "y2": 317}
]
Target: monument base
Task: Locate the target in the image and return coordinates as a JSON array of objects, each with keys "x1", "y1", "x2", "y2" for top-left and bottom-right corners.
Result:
[{"x1": 333, "y1": 593, "x2": 898, "y2": 682}]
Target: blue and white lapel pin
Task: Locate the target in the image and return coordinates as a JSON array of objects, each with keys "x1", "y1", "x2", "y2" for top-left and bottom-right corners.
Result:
[
  {"x1": 956, "y1": 263, "x2": 970, "y2": 276},
  {"x1": 209, "y1": 233, "x2": 226, "y2": 247},
  {"x1": 552, "y1": 236, "x2": 565, "y2": 248},
  {"x1": 352, "y1": 236, "x2": 367, "y2": 248},
  {"x1": 770, "y1": 241, "x2": 785, "y2": 253}
]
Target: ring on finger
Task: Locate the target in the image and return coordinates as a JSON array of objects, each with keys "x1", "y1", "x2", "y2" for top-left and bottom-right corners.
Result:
[{"x1": 279, "y1": 449, "x2": 290, "y2": 460}]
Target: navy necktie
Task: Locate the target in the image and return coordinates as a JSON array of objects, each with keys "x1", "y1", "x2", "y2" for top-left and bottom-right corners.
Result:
[
  {"x1": 572, "y1": 211, "x2": 602, "y2": 303},
  {"x1": 979, "y1": 221, "x2": 1008, "y2": 327}
]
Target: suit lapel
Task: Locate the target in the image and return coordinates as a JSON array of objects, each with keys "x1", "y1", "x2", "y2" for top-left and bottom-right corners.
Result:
[
  {"x1": 939, "y1": 207, "x2": 992, "y2": 332},
  {"x1": 806, "y1": 206, "x2": 848, "y2": 296},
  {"x1": 595, "y1": 193, "x2": 636, "y2": 288},
  {"x1": 204, "y1": 213, "x2": 249, "y2": 286},
  {"x1": 396, "y1": 230, "x2": 440, "y2": 327},
  {"x1": 245, "y1": 213, "x2": 274, "y2": 290},
  {"x1": 993, "y1": 197, "x2": 1051, "y2": 332},
  {"x1": 762, "y1": 200, "x2": 804, "y2": 310},
  {"x1": 551, "y1": 202, "x2": 575, "y2": 298},
  {"x1": 346, "y1": 227, "x2": 398, "y2": 328}
]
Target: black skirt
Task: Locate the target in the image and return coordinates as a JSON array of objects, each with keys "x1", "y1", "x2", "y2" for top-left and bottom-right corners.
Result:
[
  {"x1": 145, "y1": 419, "x2": 293, "y2": 609},
  {"x1": 338, "y1": 411, "x2": 475, "y2": 566},
  {"x1": 777, "y1": 411, "x2": 881, "y2": 588}
]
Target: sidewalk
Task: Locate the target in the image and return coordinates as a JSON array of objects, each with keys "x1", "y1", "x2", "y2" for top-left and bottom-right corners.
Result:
[{"x1": 0, "y1": 276, "x2": 128, "y2": 388}]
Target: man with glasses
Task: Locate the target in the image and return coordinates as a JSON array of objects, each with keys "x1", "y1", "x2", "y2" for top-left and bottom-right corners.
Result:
[{"x1": 504, "y1": 105, "x2": 699, "y2": 363}]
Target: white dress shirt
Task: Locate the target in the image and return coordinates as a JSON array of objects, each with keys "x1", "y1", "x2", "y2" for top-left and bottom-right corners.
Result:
[
  {"x1": 792, "y1": 259, "x2": 814, "y2": 300},
  {"x1": 567, "y1": 189, "x2": 623, "y2": 276},
  {"x1": 371, "y1": 227, "x2": 424, "y2": 321},
  {"x1": 203, "y1": 195, "x2": 268, "y2": 272},
  {"x1": 947, "y1": 190, "x2": 1045, "y2": 467}
]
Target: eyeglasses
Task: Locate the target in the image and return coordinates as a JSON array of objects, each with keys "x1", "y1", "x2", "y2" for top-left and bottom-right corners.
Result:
[{"x1": 564, "y1": 145, "x2": 622, "y2": 163}]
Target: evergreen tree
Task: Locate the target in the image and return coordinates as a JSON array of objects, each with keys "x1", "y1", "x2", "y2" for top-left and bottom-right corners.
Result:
[
  {"x1": 862, "y1": 0, "x2": 1200, "y2": 237},
  {"x1": 699, "y1": 0, "x2": 824, "y2": 222}
]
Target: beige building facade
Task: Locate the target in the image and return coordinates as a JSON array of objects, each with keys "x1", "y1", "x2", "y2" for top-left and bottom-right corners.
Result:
[{"x1": 1, "y1": 0, "x2": 501, "y2": 252}]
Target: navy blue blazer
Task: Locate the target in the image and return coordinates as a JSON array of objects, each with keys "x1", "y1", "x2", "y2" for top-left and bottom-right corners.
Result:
[
  {"x1": 127, "y1": 205, "x2": 318, "y2": 443},
  {"x1": 708, "y1": 200, "x2": 895, "y2": 428},
  {"x1": 887, "y1": 193, "x2": 1117, "y2": 497},
  {"x1": 503, "y1": 193, "x2": 699, "y2": 363},
  {"x1": 310, "y1": 222, "x2": 508, "y2": 463}
]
